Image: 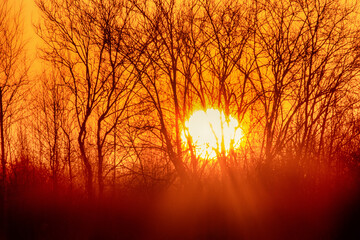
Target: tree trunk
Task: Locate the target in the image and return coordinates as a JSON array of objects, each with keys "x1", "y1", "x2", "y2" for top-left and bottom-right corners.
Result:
[
  {"x1": 97, "y1": 119, "x2": 105, "y2": 197},
  {"x1": 97, "y1": 146, "x2": 104, "y2": 196},
  {"x1": 0, "y1": 87, "x2": 7, "y2": 234},
  {"x1": 113, "y1": 123, "x2": 116, "y2": 194},
  {"x1": 0, "y1": 88, "x2": 5, "y2": 188},
  {"x1": 52, "y1": 100, "x2": 58, "y2": 192},
  {"x1": 67, "y1": 139, "x2": 73, "y2": 192},
  {"x1": 78, "y1": 128, "x2": 93, "y2": 198}
]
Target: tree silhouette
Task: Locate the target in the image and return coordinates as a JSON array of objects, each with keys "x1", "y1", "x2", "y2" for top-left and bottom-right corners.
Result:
[
  {"x1": 36, "y1": 0, "x2": 137, "y2": 197},
  {"x1": 0, "y1": 1, "x2": 28, "y2": 226}
]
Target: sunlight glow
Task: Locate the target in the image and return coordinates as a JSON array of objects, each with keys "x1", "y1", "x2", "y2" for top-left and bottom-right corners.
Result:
[{"x1": 182, "y1": 108, "x2": 243, "y2": 160}]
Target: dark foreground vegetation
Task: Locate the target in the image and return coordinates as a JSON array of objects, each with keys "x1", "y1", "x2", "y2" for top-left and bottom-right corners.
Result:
[{"x1": 1, "y1": 160, "x2": 360, "y2": 240}]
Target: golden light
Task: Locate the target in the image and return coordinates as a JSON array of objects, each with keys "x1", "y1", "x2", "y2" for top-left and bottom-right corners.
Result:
[{"x1": 182, "y1": 108, "x2": 243, "y2": 160}]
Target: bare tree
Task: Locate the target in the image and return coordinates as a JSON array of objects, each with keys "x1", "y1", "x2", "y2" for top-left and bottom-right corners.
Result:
[
  {"x1": 0, "y1": 0, "x2": 28, "y2": 210},
  {"x1": 36, "y1": 0, "x2": 138, "y2": 196},
  {"x1": 246, "y1": 0, "x2": 360, "y2": 170},
  {"x1": 128, "y1": 0, "x2": 192, "y2": 183},
  {"x1": 129, "y1": 0, "x2": 253, "y2": 181},
  {"x1": 198, "y1": 0, "x2": 254, "y2": 175},
  {"x1": 32, "y1": 70, "x2": 69, "y2": 192},
  {"x1": 90, "y1": 0, "x2": 138, "y2": 196}
]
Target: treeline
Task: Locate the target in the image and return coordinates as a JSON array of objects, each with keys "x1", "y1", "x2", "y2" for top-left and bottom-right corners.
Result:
[{"x1": 1, "y1": 0, "x2": 360, "y2": 199}]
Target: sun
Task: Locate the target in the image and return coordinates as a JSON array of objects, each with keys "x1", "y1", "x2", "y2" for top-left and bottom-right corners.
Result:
[{"x1": 182, "y1": 108, "x2": 242, "y2": 160}]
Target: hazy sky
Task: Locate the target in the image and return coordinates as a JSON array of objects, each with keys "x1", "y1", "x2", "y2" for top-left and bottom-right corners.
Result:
[{"x1": 14, "y1": 0, "x2": 41, "y2": 76}]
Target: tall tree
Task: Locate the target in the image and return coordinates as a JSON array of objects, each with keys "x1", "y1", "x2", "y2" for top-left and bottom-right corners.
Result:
[
  {"x1": 36, "y1": 0, "x2": 137, "y2": 196},
  {"x1": 33, "y1": 70, "x2": 68, "y2": 192},
  {"x1": 248, "y1": 0, "x2": 360, "y2": 168},
  {"x1": 0, "y1": 0, "x2": 27, "y2": 196}
]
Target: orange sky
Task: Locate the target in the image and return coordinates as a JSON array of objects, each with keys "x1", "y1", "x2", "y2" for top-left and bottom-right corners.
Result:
[{"x1": 15, "y1": 0, "x2": 41, "y2": 76}]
